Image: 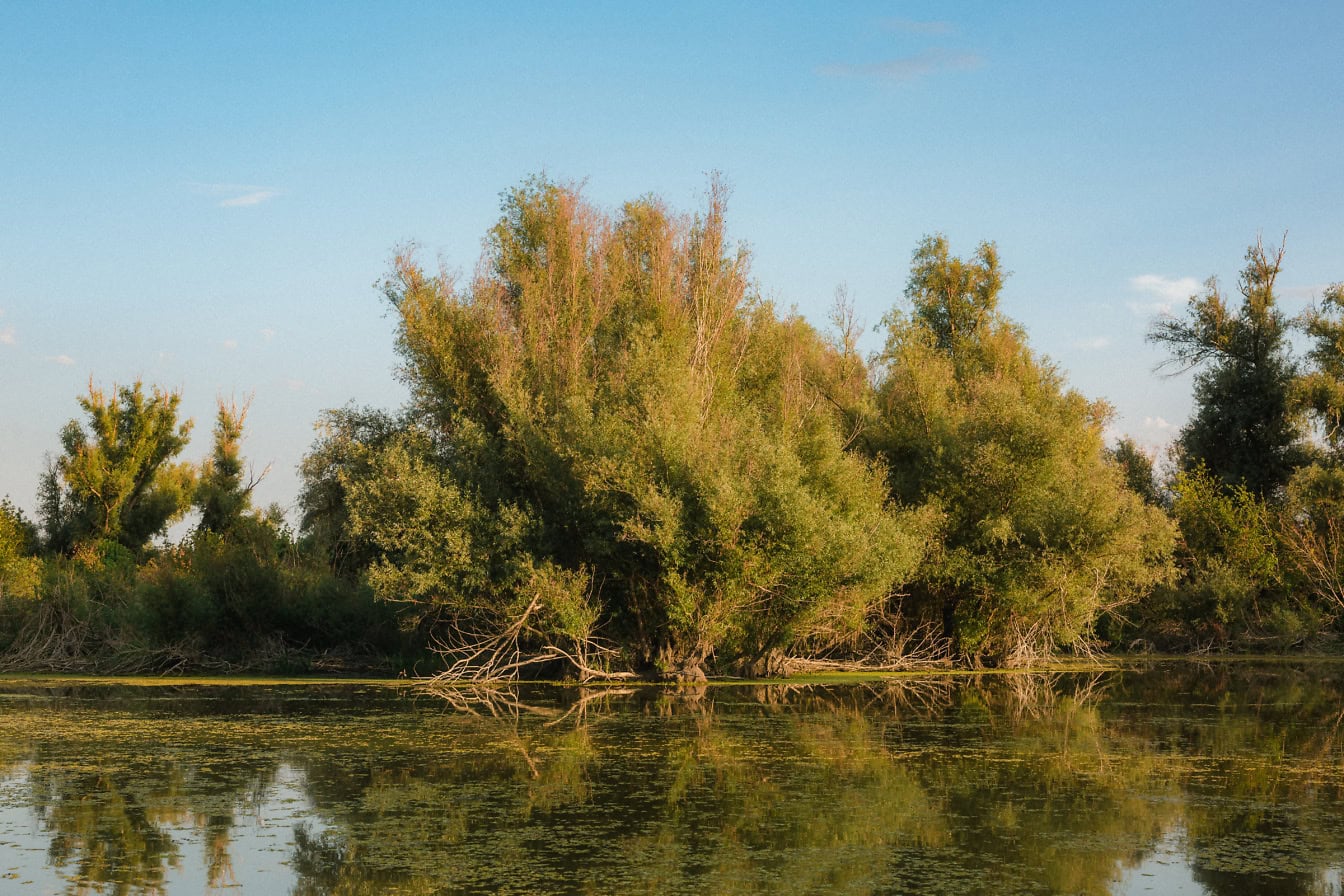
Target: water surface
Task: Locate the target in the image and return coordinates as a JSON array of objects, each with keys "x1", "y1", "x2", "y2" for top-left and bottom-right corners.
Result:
[{"x1": 1, "y1": 662, "x2": 1341, "y2": 895}]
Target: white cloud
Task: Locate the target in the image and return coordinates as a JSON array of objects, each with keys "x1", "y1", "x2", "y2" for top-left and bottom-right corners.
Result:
[
  {"x1": 285, "y1": 378, "x2": 306, "y2": 392},
  {"x1": 188, "y1": 182, "x2": 280, "y2": 208},
  {"x1": 1281, "y1": 283, "x2": 1332, "y2": 301},
  {"x1": 0, "y1": 326, "x2": 13, "y2": 345},
  {"x1": 818, "y1": 49, "x2": 984, "y2": 83},
  {"x1": 1131, "y1": 274, "x2": 1202, "y2": 301},
  {"x1": 47, "y1": 354, "x2": 75, "y2": 366},
  {"x1": 1072, "y1": 336, "x2": 1110, "y2": 350},
  {"x1": 1143, "y1": 416, "x2": 1178, "y2": 433},
  {"x1": 1127, "y1": 274, "x2": 1202, "y2": 316},
  {"x1": 1126, "y1": 300, "x2": 1173, "y2": 317},
  {"x1": 219, "y1": 190, "x2": 278, "y2": 208},
  {"x1": 222, "y1": 339, "x2": 238, "y2": 351},
  {"x1": 260, "y1": 327, "x2": 276, "y2": 341}
]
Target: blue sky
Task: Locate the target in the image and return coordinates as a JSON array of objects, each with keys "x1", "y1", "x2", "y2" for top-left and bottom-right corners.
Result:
[{"x1": 2, "y1": 1, "x2": 1341, "y2": 521}]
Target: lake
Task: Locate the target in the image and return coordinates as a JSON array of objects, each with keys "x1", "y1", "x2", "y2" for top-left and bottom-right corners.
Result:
[{"x1": 1, "y1": 662, "x2": 1341, "y2": 895}]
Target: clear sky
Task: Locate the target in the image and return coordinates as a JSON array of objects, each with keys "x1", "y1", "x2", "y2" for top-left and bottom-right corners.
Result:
[{"x1": 2, "y1": 1, "x2": 1341, "y2": 522}]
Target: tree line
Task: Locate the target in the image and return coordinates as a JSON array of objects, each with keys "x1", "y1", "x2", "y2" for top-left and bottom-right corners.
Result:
[{"x1": 1, "y1": 178, "x2": 1341, "y2": 676}]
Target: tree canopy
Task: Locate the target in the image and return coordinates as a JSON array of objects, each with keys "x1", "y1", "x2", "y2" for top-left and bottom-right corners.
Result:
[
  {"x1": 39, "y1": 380, "x2": 195, "y2": 556},
  {"x1": 1148, "y1": 241, "x2": 1305, "y2": 498},
  {"x1": 868, "y1": 236, "x2": 1173, "y2": 663},
  {"x1": 346, "y1": 178, "x2": 929, "y2": 677}
]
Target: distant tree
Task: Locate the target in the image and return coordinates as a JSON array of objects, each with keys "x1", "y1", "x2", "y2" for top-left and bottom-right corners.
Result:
[
  {"x1": 1148, "y1": 240, "x2": 1305, "y2": 499},
  {"x1": 298, "y1": 405, "x2": 403, "y2": 577},
  {"x1": 1109, "y1": 438, "x2": 1163, "y2": 507},
  {"x1": 40, "y1": 380, "x2": 195, "y2": 555},
  {"x1": 195, "y1": 396, "x2": 268, "y2": 536},
  {"x1": 1294, "y1": 283, "x2": 1344, "y2": 454},
  {"x1": 868, "y1": 236, "x2": 1174, "y2": 664}
]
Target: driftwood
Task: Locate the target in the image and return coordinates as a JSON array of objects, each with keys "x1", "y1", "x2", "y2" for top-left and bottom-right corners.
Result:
[
  {"x1": 428, "y1": 596, "x2": 637, "y2": 684},
  {"x1": 782, "y1": 618, "x2": 948, "y2": 675}
]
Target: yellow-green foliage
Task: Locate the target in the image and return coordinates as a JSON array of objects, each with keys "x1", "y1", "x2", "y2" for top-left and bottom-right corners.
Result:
[
  {"x1": 354, "y1": 178, "x2": 927, "y2": 674},
  {"x1": 0, "y1": 501, "x2": 40, "y2": 601},
  {"x1": 1160, "y1": 466, "x2": 1282, "y2": 640},
  {"x1": 40, "y1": 380, "x2": 195, "y2": 556},
  {"x1": 869, "y1": 236, "x2": 1173, "y2": 663}
]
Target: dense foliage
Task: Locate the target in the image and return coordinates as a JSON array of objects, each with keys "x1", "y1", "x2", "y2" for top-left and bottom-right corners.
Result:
[
  {"x1": 867, "y1": 237, "x2": 1173, "y2": 663},
  {"x1": 3, "y1": 178, "x2": 1342, "y2": 674},
  {"x1": 1134, "y1": 247, "x2": 1344, "y2": 649},
  {"x1": 0, "y1": 387, "x2": 404, "y2": 674},
  {"x1": 349, "y1": 180, "x2": 928, "y2": 677},
  {"x1": 39, "y1": 381, "x2": 196, "y2": 556}
]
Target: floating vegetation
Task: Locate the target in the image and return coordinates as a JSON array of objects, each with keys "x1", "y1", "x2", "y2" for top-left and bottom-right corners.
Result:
[{"x1": 0, "y1": 662, "x2": 1341, "y2": 894}]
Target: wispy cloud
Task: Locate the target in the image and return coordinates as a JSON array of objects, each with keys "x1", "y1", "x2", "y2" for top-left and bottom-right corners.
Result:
[
  {"x1": 1126, "y1": 274, "x2": 1202, "y2": 316},
  {"x1": 188, "y1": 182, "x2": 281, "y2": 208},
  {"x1": 285, "y1": 378, "x2": 306, "y2": 392},
  {"x1": 222, "y1": 338, "x2": 238, "y2": 351},
  {"x1": 260, "y1": 327, "x2": 276, "y2": 342},
  {"x1": 1281, "y1": 283, "x2": 1333, "y2": 301},
  {"x1": 219, "y1": 190, "x2": 278, "y2": 208},
  {"x1": 0, "y1": 326, "x2": 14, "y2": 345},
  {"x1": 1143, "y1": 415, "x2": 1179, "y2": 434},
  {"x1": 1072, "y1": 336, "x2": 1111, "y2": 350},
  {"x1": 818, "y1": 48, "x2": 984, "y2": 83},
  {"x1": 881, "y1": 18, "x2": 955, "y2": 35},
  {"x1": 47, "y1": 354, "x2": 75, "y2": 366}
]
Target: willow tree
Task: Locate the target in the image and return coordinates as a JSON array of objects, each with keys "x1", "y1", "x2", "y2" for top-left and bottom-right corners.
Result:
[
  {"x1": 868, "y1": 236, "x2": 1173, "y2": 664},
  {"x1": 1148, "y1": 240, "x2": 1305, "y2": 499},
  {"x1": 195, "y1": 396, "x2": 270, "y2": 537},
  {"x1": 1279, "y1": 282, "x2": 1344, "y2": 623},
  {"x1": 39, "y1": 381, "x2": 195, "y2": 556},
  {"x1": 340, "y1": 178, "x2": 926, "y2": 678}
]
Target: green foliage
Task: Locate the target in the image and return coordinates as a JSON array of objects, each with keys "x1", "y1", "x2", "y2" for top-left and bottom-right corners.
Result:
[
  {"x1": 195, "y1": 396, "x2": 263, "y2": 536},
  {"x1": 869, "y1": 236, "x2": 1174, "y2": 663},
  {"x1": 1157, "y1": 466, "x2": 1282, "y2": 642},
  {"x1": 1270, "y1": 282, "x2": 1344, "y2": 637},
  {"x1": 1148, "y1": 241, "x2": 1305, "y2": 499},
  {"x1": 1109, "y1": 438, "x2": 1163, "y2": 507},
  {"x1": 0, "y1": 500, "x2": 40, "y2": 601},
  {"x1": 351, "y1": 178, "x2": 927, "y2": 675},
  {"x1": 298, "y1": 406, "x2": 403, "y2": 577},
  {"x1": 40, "y1": 380, "x2": 195, "y2": 555},
  {"x1": 340, "y1": 426, "x2": 531, "y2": 614},
  {"x1": 130, "y1": 524, "x2": 404, "y2": 661},
  {"x1": 1294, "y1": 284, "x2": 1344, "y2": 454},
  {"x1": 1276, "y1": 463, "x2": 1344, "y2": 624}
]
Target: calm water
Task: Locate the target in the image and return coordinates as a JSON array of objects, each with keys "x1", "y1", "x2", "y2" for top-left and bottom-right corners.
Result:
[{"x1": 0, "y1": 663, "x2": 1341, "y2": 895}]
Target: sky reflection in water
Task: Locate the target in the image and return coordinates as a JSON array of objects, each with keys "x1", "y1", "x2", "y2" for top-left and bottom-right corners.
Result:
[{"x1": 0, "y1": 663, "x2": 1341, "y2": 895}]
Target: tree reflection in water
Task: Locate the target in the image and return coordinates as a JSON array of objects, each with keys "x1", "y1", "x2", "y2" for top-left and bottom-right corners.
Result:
[{"x1": 0, "y1": 665, "x2": 1340, "y2": 895}]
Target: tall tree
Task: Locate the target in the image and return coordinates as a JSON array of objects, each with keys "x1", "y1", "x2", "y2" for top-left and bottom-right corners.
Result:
[
  {"x1": 40, "y1": 380, "x2": 195, "y2": 555},
  {"x1": 1148, "y1": 240, "x2": 1305, "y2": 498},
  {"x1": 335, "y1": 178, "x2": 927, "y2": 678},
  {"x1": 195, "y1": 396, "x2": 267, "y2": 536},
  {"x1": 869, "y1": 236, "x2": 1173, "y2": 664}
]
